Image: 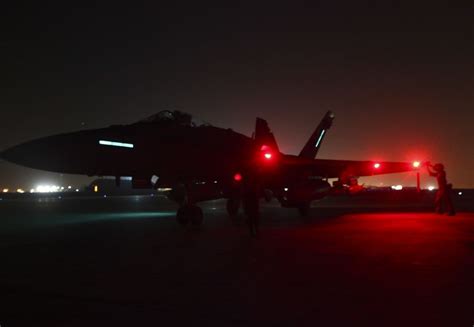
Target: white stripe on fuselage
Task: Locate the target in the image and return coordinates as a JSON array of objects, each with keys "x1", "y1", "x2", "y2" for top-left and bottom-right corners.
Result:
[{"x1": 99, "y1": 140, "x2": 134, "y2": 149}]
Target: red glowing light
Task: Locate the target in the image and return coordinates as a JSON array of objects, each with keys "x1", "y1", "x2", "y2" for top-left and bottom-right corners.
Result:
[
  {"x1": 374, "y1": 163, "x2": 381, "y2": 169},
  {"x1": 233, "y1": 173, "x2": 242, "y2": 182},
  {"x1": 413, "y1": 161, "x2": 421, "y2": 168}
]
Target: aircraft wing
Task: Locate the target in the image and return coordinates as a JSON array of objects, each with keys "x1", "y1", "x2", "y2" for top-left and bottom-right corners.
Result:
[{"x1": 282, "y1": 157, "x2": 423, "y2": 179}]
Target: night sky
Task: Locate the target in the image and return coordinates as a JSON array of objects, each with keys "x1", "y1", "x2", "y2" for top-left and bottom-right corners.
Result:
[{"x1": 1, "y1": 2, "x2": 473, "y2": 189}]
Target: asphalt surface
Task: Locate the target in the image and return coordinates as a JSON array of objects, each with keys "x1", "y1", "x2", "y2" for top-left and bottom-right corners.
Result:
[{"x1": 0, "y1": 192, "x2": 472, "y2": 326}]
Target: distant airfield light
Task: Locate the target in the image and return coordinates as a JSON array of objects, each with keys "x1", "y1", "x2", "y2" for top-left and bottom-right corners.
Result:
[
  {"x1": 413, "y1": 161, "x2": 421, "y2": 168},
  {"x1": 99, "y1": 140, "x2": 134, "y2": 149},
  {"x1": 94, "y1": 185, "x2": 99, "y2": 193},
  {"x1": 60, "y1": 186, "x2": 65, "y2": 190},
  {"x1": 284, "y1": 187, "x2": 289, "y2": 192},
  {"x1": 16, "y1": 188, "x2": 25, "y2": 194},
  {"x1": 103, "y1": 194, "x2": 107, "y2": 198},
  {"x1": 458, "y1": 191, "x2": 462, "y2": 196},
  {"x1": 75, "y1": 189, "x2": 80, "y2": 192},
  {"x1": 36, "y1": 185, "x2": 60, "y2": 193},
  {"x1": 373, "y1": 163, "x2": 381, "y2": 169},
  {"x1": 264, "y1": 152, "x2": 272, "y2": 160},
  {"x1": 2, "y1": 188, "x2": 9, "y2": 193},
  {"x1": 68, "y1": 186, "x2": 72, "y2": 189},
  {"x1": 213, "y1": 180, "x2": 218, "y2": 184},
  {"x1": 233, "y1": 173, "x2": 243, "y2": 182},
  {"x1": 427, "y1": 186, "x2": 435, "y2": 191},
  {"x1": 30, "y1": 189, "x2": 36, "y2": 193},
  {"x1": 391, "y1": 185, "x2": 403, "y2": 191}
]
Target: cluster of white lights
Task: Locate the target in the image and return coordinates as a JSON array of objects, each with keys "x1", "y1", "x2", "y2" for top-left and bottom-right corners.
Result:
[
  {"x1": 35, "y1": 185, "x2": 61, "y2": 193},
  {"x1": 391, "y1": 185, "x2": 403, "y2": 191},
  {"x1": 1, "y1": 186, "x2": 80, "y2": 193}
]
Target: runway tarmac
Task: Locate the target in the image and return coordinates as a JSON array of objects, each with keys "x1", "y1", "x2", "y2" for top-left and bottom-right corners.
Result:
[{"x1": 0, "y1": 192, "x2": 472, "y2": 326}]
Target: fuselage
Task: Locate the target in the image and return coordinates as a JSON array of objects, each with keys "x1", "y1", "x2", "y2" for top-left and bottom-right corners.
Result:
[{"x1": 1, "y1": 122, "x2": 257, "y2": 185}]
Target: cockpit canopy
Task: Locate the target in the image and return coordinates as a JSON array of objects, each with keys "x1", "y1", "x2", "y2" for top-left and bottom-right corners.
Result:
[{"x1": 138, "y1": 110, "x2": 211, "y2": 127}]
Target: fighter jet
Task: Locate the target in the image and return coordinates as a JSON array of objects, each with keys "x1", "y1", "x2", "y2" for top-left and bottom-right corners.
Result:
[{"x1": 1, "y1": 110, "x2": 422, "y2": 233}]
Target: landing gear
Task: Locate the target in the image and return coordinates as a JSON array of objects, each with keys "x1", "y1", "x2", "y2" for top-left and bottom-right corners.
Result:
[
  {"x1": 263, "y1": 189, "x2": 273, "y2": 203},
  {"x1": 176, "y1": 204, "x2": 203, "y2": 226},
  {"x1": 297, "y1": 202, "x2": 311, "y2": 217},
  {"x1": 243, "y1": 182, "x2": 260, "y2": 237},
  {"x1": 172, "y1": 182, "x2": 204, "y2": 227},
  {"x1": 226, "y1": 197, "x2": 241, "y2": 217}
]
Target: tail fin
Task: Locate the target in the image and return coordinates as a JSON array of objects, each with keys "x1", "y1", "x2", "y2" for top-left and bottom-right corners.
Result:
[
  {"x1": 254, "y1": 118, "x2": 280, "y2": 153},
  {"x1": 298, "y1": 111, "x2": 334, "y2": 159}
]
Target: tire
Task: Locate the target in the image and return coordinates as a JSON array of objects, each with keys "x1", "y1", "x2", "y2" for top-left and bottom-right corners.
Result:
[
  {"x1": 263, "y1": 189, "x2": 273, "y2": 203},
  {"x1": 176, "y1": 206, "x2": 190, "y2": 225},
  {"x1": 190, "y1": 205, "x2": 204, "y2": 226},
  {"x1": 226, "y1": 198, "x2": 240, "y2": 217},
  {"x1": 298, "y1": 203, "x2": 311, "y2": 217}
]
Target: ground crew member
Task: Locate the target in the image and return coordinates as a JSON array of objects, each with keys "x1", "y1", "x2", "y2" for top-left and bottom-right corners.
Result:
[{"x1": 426, "y1": 162, "x2": 455, "y2": 216}]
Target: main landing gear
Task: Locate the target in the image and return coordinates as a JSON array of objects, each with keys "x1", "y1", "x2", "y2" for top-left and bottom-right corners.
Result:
[
  {"x1": 172, "y1": 183, "x2": 204, "y2": 227},
  {"x1": 226, "y1": 197, "x2": 241, "y2": 217},
  {"x1": 176, "y1": 204, "x2": 203, "y2": 226},
  {"x1": 297, "y1": 202, "x2": 311, "y2": 217}
]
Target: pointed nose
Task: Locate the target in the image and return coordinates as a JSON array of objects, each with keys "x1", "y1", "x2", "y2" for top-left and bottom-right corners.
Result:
[
  {"x1": 1, "y1": 140, "x2": 52, "y2": 169},
  {"x1": 1, "y1": 133, "x2": 99, "y2": 174},
  {"x1": 1, "y1": 135, "x2": 78, "y2": 173}
]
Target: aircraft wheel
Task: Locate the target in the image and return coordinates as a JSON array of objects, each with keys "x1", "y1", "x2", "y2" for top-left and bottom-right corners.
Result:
[
  {"x1": 190, "y1": 205, "x2": 204, "y2": 226},
  {"x1": 226, "y1": 198, "x2": 240, "y2": 216},
  {"x1": 263, "y1": 189, "x2": 273, "y2": 203},
  {"x1": 298, "y1": 203, "x2": 311, "y2": 217},
  {"x1": 176, "y1": 206, "x2": 190, "y2": 225},
  {"x1": 177, "y1": 205, "x2": 203, "y2": 226}
]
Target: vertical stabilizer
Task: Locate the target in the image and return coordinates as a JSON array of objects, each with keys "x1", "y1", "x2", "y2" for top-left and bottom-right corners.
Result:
[
  {"x1": 254, "y1": 118, "x2": 280, "y2": 153},
  {"x1": 298, "y1": 111, "x2": 334, "y2": 158}
]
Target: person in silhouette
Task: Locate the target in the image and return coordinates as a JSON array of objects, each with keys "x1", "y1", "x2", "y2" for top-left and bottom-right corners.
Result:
[{"x1": 426, "y1": 162, "x2": 455, "y2": 216}]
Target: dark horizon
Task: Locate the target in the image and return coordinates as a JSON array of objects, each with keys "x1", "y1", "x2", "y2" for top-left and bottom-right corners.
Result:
[{"x1": 1, "y1": 3, "x2": 473, "y2": 189}]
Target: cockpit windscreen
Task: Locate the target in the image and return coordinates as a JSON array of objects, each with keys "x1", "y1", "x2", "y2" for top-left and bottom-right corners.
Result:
[{"x1": 138, "y1": 110, "x2": 211, "y2": 127}]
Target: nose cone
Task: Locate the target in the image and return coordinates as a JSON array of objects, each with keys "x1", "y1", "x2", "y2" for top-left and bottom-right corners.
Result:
[
  {"x1": 2, "y1": 139, "x2": 57, "y2": 170},
  {"x1": 1, "y1": 134, "x2": 87, "y2": 173}
]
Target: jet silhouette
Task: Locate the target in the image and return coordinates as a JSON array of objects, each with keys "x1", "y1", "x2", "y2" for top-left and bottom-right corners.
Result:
[{"x1": 1, "y1": 110, "x2": 422, "y2": 235}]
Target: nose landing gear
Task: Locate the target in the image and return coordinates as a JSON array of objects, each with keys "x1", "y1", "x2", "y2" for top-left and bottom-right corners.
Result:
[{"x1": 226, "y1": 197, "x2": 241, "y2": 217}]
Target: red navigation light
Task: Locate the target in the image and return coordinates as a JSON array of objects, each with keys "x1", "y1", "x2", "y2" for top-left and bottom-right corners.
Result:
[
  {"x1": 260, "y1": 144, "x2": 273, "y2": 160},
  {"x1": 373, "y1": 163, "x2": 381, "y2": 169},
  {"x1": 413, "y1": 161, "x2": 421, "y2": 168},
  {"x1": 233, "y1": 173, "x2": 242, "y2": 182}
]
